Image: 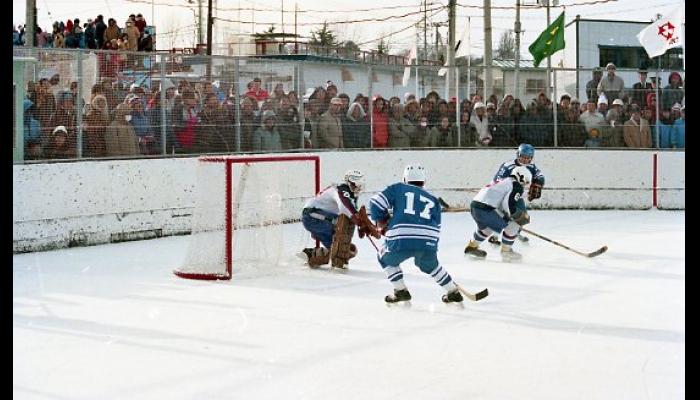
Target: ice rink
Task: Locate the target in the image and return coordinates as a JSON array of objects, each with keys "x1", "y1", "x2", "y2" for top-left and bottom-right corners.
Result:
[{"x1": 13, "y1": 210, "x2": 684, "y2": 400}]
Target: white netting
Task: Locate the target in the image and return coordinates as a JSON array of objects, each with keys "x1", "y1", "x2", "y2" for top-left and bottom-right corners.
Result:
[{"x1": 175, "y1": 156, "x2": 318, "y2": 279}]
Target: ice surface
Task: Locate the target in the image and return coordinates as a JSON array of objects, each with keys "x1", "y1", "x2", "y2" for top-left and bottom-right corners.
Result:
[{"x1": 13, "y1": 210, "x2": 684, "y2": 400}]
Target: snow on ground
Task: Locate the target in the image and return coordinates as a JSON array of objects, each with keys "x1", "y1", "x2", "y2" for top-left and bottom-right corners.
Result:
[{"x1": 13, "y1": 210, "x2": 684, "y2": 400}]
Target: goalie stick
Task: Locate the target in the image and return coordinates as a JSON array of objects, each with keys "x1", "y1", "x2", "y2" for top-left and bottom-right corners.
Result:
[{"x1": 366, "y1": 231, "x2": 489, "y2": 302}]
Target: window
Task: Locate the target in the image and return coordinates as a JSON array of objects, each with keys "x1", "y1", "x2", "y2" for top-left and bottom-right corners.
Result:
[
  {"x1": 599, "y1": 46, "x2": 683, "y2": 70},
  {"x1": 526, "y1": 79, "x2": 545, "y2": 94}
]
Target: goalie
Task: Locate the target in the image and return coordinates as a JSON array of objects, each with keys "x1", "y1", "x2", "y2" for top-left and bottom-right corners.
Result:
[
  {"x1": 298, "y1": 169, "x2": 380, "y2": 269},
  {"x1": 487, "y1": 143, "x2": 545, "y2": 244}
]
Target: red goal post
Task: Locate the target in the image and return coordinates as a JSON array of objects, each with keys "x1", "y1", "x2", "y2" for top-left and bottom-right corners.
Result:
[{"x1": 174, "y1": 154, "x2": 321, "y2": 280}]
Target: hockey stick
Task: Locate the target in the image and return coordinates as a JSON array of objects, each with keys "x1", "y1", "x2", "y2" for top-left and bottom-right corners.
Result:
[
  {"x1": 456, "y1": 284, "x2": 489, "y2": 301},
  {"x1": 520, "y1": 227, "x2": 608, "y2": 258},
  {"x1": 438, "y1": 197, "x2": 469, "y2": 212},
  {"x1": 366, "y1": 235, "x2": 488, "y2": 302}
]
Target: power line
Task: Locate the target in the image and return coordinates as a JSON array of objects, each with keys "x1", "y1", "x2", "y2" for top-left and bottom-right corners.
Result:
[
  {"x1": 456, "y1": 0, "x2": 619, "y2": 9},
  {"x1": 215, "y1": 6, "x2": 445, "y2": 26},
  {"x1": 124, "y1": 0, "x2": 442, "y2": 14}
]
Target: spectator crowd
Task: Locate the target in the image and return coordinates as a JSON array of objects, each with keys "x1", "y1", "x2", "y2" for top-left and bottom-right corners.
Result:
[
  {"x1": 20, "y1": 60, "x2": 685, "y2": 161},
  {"x1": 14, "y1": 13, "x2": 153, "y2": 51}
]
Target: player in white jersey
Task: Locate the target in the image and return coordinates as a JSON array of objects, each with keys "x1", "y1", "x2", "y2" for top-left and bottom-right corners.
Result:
[
  {"x1": 298, "y1": 169, "x2": 378, "y2": 268},
  {"x1": 464, "y1": 166, "x2": 532, "y2": 261},
  {"x1": 369, "y1": 164, "x2": 463, "y2": 303},
  {"x1": 488, "y1": 143, "x2": 544, "y2": 244}
]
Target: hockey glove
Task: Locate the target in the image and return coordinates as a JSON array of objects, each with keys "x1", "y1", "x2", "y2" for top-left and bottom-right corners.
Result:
[
  {"x1": 354, "y1": 206, "x2": 381, "y2": 239},
  {"x1": 511, "y1": 209, "x2": 530, "y2": 226},
  {"x1": 528, "y1": 183, "x2": 543, "y2": 202}
]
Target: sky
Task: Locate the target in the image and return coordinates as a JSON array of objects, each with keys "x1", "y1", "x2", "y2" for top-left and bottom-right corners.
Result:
[
  {"x1": 13, "y1": 210, "x2": 685, "y2": 399},
  {"x1": 13, "y1": 0, "x2": 684, "y2": 56}
]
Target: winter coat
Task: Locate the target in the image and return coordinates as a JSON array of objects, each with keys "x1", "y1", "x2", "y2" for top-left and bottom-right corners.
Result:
[
  {"x1": 277, "y1": 107, "x2": 302, "y2": 150},
  {"x1": 656, "y1": 119, "x2": 674, "y2": 148},
  {"x1": 388, "y1": 117, "x2": 412, "y2": 148},
  {"x1": 623, "y1": 118, "x2": 652, "y2": 148},
  {"x1": 557, "y1": 119, "x2": 588, "y2": 147},
  {"x1": 196, "y1": 107, "x2": 231, "y2": 153},
  {"x1": 662, "y1": 72, "x2": 684, "y2": 111},
  {"x1": 317, "y1": 110, "x2": 344, "y2": 148},
  {"x1": 343, "y1": 103, "x2": 370, "y2": 149},
  {"x1": 253, "y1": 111, "x2": 282, "y2": 152},
  {"x1": 427, "y1": 125, "x2": 455, "y2": 148},
  {"x1": 671, "y1": 118, "x2": 685, "y2": 148},
  {"x1": 371, "y1": 108, "x2": 389, "y2": 148},
  {"x1": 105, "y1": 104, "x2": 140, "y2": 156},
  {"x1": 82, "y1": 107, "x2": 108, "y2": 157}
]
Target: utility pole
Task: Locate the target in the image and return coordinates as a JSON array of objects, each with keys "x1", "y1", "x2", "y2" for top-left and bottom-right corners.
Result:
[
  {"x1": 281, "y1": 0, "x2": 284, "y2": 33},
  {"x1": 25, "y1": 0, "x2": 35, "y2": 47},
  {"x1": 294, "y1": 3, "x2": 298, "y2": 53},
  {"x1": 447, "y1": 0, "x2": 456, "y2": 98},
  {"x1": 198, "y1": 0, "x2": 204, "y2": 45},
  {"x1": 514, "y1": 0, "x2": 521, "y2": 99},
  {"x1": 206, "y1": 0, "x2": 213, "y2": 78},
  {"x1": 484, "y1": 0, "x2": 493, "y2": 98},
  {"x1": 206, "y1": 0, "x2": 213, "y2": 54},
  {"x1": 424, "y1": 0, "x2": 428, "y2": 62}
]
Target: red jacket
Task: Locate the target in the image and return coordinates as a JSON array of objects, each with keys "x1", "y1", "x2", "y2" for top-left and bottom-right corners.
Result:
[
  {"x1": 245, "y1": 89, "x2": 269, "y2": 102},
  {"x1": 372, "y1": 108, "x2": 389, "y2": 148}
]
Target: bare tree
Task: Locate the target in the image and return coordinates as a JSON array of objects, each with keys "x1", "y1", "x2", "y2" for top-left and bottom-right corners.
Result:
[{"x1": 496, "y1": 30, "x2": 515, "y2": 60}]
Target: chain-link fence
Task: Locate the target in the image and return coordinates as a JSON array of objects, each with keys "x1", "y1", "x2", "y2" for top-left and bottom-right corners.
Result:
[{"x1": 13, "y1": 47, "x2": 685, "y2": 163}]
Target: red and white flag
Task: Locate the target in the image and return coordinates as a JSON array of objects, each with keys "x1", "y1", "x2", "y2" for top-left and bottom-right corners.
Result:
[{"x1": 637, "y1": 5, "x2": 684, "y2": 58}]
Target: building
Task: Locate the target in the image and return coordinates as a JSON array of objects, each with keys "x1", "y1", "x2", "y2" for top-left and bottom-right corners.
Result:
[{"x1": 553, "y1": 16, "x2": 684, "y2": 102}]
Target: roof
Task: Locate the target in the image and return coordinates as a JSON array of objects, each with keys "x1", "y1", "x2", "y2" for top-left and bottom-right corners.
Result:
[
  {"x1": 490, "y1": 59, "x2": 541, "y2": 69},
  {"x1": 250, "y1": 54, "x2": 363, "y2": 65}
]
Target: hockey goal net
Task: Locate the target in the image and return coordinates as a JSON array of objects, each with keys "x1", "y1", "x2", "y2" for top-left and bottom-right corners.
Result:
[{"x1": 174, "y1": 155, "x2": 320, "y2": 280}]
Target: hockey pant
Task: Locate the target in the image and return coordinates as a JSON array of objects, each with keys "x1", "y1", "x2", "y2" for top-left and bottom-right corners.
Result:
[
  {"x1": 470, "y1": 207, "x2": 521, "y2": 247},
  {"x1": 378, "y1": 249, "x2": 456, "y2": 292},
  {"x1": 301, "y1": 207, "x2": 338, "y2": 248}
]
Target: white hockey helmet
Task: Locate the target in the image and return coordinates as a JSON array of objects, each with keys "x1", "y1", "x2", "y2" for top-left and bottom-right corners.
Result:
[
  {"x1": 403, "y1": 164, "x2": 426, "y2": 184},
  {"x1": 510, "y1": 166, "x2": 532, "y2": 186},
  {"x1": 344, "y1": 169, "x2": 365, "y2": 193}
]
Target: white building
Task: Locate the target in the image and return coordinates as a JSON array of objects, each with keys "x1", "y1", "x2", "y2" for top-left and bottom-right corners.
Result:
[{"x1": 553, "y1": 16, "x2": 684, "y2": 102}]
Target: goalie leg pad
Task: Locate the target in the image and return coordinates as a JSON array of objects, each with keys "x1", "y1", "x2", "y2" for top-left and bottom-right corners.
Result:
[{"x1": 330, "y1": 214, "x2": 357, "y2": 268}]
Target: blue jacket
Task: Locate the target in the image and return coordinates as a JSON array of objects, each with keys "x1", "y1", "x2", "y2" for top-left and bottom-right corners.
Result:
[
  {"x1": 656, "y1": 120, "x2": 674, "y2": 148},
  {"x1": 671, "y1": 118, "x2": 685, "y2": 148}
]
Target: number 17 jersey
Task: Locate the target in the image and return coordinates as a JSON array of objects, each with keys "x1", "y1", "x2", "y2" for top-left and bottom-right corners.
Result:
[{"x1": 369, "y1": 182, "x2": 441, "y2": 252}]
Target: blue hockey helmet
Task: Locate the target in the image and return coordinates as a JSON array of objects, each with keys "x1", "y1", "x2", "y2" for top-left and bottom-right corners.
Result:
[{"x1": 517, "y1": 143, "x2": 535, "y2": 159}]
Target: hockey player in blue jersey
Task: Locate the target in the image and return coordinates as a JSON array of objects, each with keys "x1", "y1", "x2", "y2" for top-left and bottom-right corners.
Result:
[
  {"x1": 369, "y1": 164, "x2": 463, "y2": 304},
  {"x1": 464, "y1": 166, "x2": 532, "y2": 261},
  {"x1": 488, "y1": 143, "x2": 544, "y2": 244},
  {"x1": 298, "y1": 169, "x2": 378, "y2": 269}
]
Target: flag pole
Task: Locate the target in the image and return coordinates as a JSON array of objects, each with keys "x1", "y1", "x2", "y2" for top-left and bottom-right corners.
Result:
[{"x1": 655, "y1": 55, "x2": 660, "y2": 148}]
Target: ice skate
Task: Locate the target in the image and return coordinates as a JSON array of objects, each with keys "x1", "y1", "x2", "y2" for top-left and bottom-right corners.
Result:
[
  {"x1": 488, "y1": 236, "x2": 501, "y2": 245},
  {"x1": 517, "y1": 234, "x2": 529, "y2": 243},
  {"x1": 464, "y1": 240, "x2": 487, "y2": 258},
  {"x1": 500, "y1": 245, "x2": 522, "y2": 262},
  {"x1": 442, "y1": 289, "x2": 464, "y2": 303},
  {"x1": 385, "y1": 288, "x2": 412, "y2": 303}
]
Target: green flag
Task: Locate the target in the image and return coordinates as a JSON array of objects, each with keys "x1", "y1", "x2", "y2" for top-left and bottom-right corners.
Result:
[{"x1": 529, "y1": 11, "x2": 565, "y2": 68}]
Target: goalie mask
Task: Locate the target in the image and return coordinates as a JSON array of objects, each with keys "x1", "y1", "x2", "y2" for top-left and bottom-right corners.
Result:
[
  {"x1": 344, "y1": 169, "x2": 365, "y2": 194},
  {"x1": 511, "y1": 166, "x2": 532, "y2": 186},
  {"x1": 403, "y1": 164, "x2": 426, "y2": 184}
]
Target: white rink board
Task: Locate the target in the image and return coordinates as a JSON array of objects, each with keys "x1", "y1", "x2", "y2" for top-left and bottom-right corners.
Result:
[{"x1": 13, "y1": 150, "x2": 684, "y2": 252}]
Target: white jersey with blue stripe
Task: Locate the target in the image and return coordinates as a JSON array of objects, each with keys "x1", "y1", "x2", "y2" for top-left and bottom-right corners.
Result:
[
  {"x1": 472, "y1": 178, "x2": 526, "y2": 217},
  {"x1": 369, "y1": 182, "x2": 441, "y2": 252},
  {"x1": 303, "y1": 183, "x2": 358, "y2": 218},
  {"x1": 493, "y1": 160, "x2": 545, "y2": 185}
]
